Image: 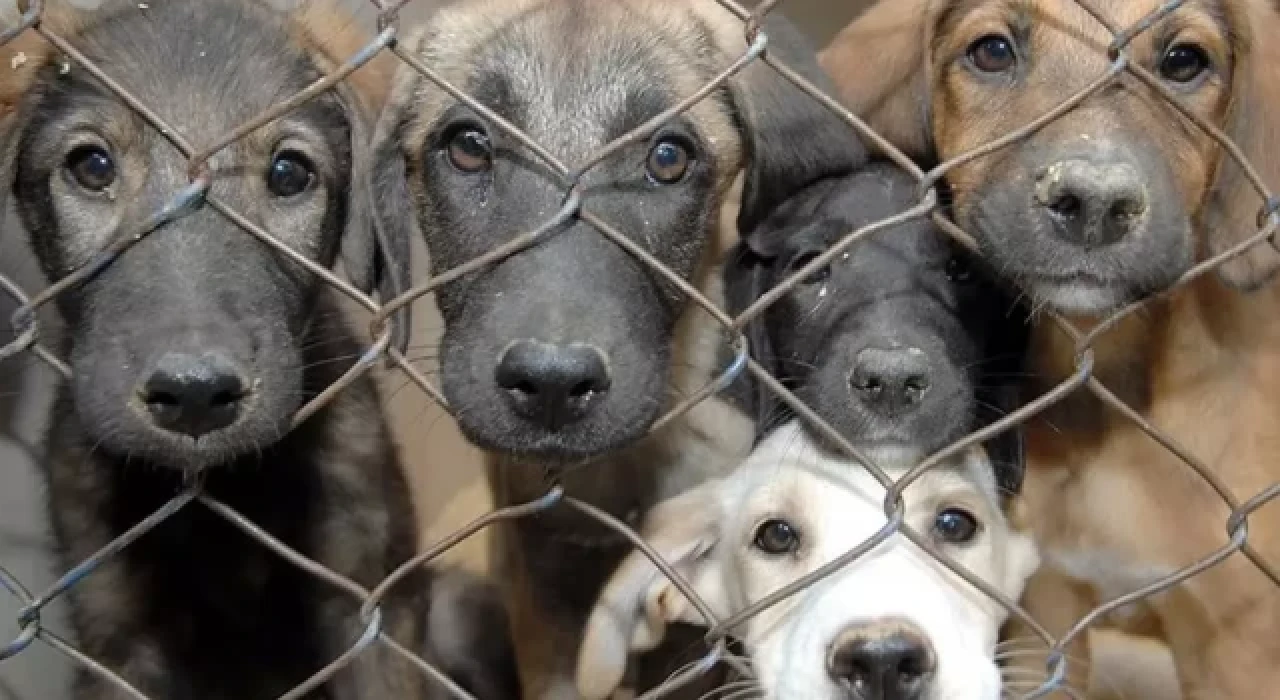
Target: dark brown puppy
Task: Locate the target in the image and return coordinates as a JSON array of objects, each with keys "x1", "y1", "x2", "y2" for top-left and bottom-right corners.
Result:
[
  {"x1": 823, "y1": 1, "x2": 1280, "y2": 698},
  {"x1": 0, "y1": 1, "x2": 510, "y2": 697}
]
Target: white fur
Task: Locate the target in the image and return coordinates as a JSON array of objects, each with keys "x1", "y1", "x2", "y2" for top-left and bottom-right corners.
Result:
[{"x1": 576, "y1": 420, "x2": 1041, "y2": 700}]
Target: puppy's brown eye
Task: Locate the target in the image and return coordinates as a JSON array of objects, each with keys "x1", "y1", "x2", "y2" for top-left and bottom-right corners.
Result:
[
  {"x1": 933, "y1": 508, "x2": 980, "y2": 544},
  {"x1": 753, "y1": 518, "x2": 801, "y2": 555},
  {"x1": 267, "y1": 151, "x2": 316, "y2": 198},
  {"x1": 967, "y1": 35, "x2": 1016, "y2": 74},
  {"x1": 447, "y1": 128, "x2": 492, "y2": 173},
  {"x1": 945, "y1": 256, "x2": 973, "y2": 283},
  {"x1": 788, "y1": 251, "x2": 831, "y2": 285},
  {"x1": 1160, "y1": 43, "x2": 1209, "y2": 84},
  {"x1": 646, "y1": 138, "x2": 691, "y2": 184},
  {"x1": 65, "y1": 146, "x2": 116, "y2": 192}
]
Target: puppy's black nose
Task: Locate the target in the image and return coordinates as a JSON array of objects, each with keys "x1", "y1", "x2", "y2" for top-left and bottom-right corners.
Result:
[
  {"x1": 1035, "y1": 159, "x2": 1148, "y2": 248},
  {"x1": 849, "y1": 346, "x2": 931, "y2": 415},
  {"x1": 140, "y1": 353, "x2": 248, "y2": 437},
  {"x1": 495, "y1": 340, "x2": 611, "y2": 430},
  {"x1": 828, "y1": 623, "x2": 935, "y2": 700}
]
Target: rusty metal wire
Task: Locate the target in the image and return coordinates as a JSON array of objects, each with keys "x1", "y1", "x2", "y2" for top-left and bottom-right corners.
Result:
[{"x1": 2, "y1": 0, "x2": 1279, "y2": 698}]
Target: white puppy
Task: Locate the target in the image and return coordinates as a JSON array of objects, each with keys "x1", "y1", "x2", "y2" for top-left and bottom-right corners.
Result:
[{"x1": 575, "y1": 420, "x2": 1040, "y2": 700}]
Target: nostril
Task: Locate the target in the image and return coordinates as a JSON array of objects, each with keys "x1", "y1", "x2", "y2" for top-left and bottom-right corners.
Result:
[
  {"x1": 853, "y1": 376, "x2": 884, "y2": 396},
  {"x1": 1047, "y1": 192, "x2": 1082, "y2": 219},
  {"x1": 145, "y1": 390, "x2": 181, "y2": 407},
  {"x1": 1109, "y1": 198, "x2": 1145, "y2": 223},
  {"x1": 903, "y1": 375, "x2": 930, "y2": 402}
]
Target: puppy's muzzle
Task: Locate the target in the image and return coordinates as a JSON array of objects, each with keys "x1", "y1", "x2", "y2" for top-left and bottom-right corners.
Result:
[
  {"x1": 828, "y1": 618, "x2": 936, "y2": 700},
  {"x1": 1034, "y1": 158, "x2": 1149, "y2": 249},
  {"x1": 139, "y1": 351, "x2": 250, "y2": 438},
  {"x1": 495, "y1": 339, "x2": 612, "y2": 431}
]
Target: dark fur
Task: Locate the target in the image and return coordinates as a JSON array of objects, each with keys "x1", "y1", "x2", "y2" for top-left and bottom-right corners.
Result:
[
  {"x1": 723, "y1": 163, "x2": 1030, "y2": 496},
  {"x1": 370, "y1": 1, "x2": 868, "y2": 696},
  {"x1": 3, "y1": 1, "x2": 445, "y2": 697}
]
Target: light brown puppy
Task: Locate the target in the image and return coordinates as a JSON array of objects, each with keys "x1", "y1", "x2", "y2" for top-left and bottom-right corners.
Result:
[
  {"x1": 372, "y1": 0, "x2": 866, "y2": 697},
  {"x1": 821, "y1": 1, "x2": 1280, "y2": 698}
]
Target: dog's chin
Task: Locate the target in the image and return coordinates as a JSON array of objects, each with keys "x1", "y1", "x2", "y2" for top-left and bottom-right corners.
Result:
[
  {"x1": 455, "y1": 405, "x2": 661, "y2": 466},
  {"x1": 1030, "y1": 275, "x2": 1136, "y2": 316},
  {"x1": 96, "y1": 421, "x2": 284, "y2": 472},
  {"x1": 855, "y1": 442, "x2": 928, "y2": 468}
]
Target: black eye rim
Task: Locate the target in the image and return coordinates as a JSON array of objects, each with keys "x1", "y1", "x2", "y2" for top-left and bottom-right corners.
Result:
[
  {"x1": 1159, "y1": 42, "x2": 1211, "y2": 85},
  {"x1": 64, "y1": 144, "x2": 117, "y2": 192},
  {"x1": 787, "y1": 249, "x2": 832, "y2": 285},
  {"x1": 441, "y1": 122, "x2": 494, "y2": 174},
  {"x1": 645, "y1": 133, "x2": 696, "y2": 185},
  {"x1": 752, "y1": 518, "x2": 801, "y2": 555},
  {"x1": 266, "y1": 149, "x2": 318, "y2": 198},
  {"x1": 933, "y1": 507, "x2": 982, "y2": 544},
  {"x1": 966, "y1": 33, "x2": 1017, "y2": 74}
]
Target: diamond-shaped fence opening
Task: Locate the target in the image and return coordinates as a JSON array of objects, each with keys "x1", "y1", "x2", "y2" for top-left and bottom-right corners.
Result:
[{"x1": 1, "y1": 0, "x2": 1278, "y2": 698}]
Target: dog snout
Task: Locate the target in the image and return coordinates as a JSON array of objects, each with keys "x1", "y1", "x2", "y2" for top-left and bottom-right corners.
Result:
[
  {"x1": 1034, "y1": 158, "x2": 1148, "y2": 248},
  {"x1": 139, "y1": 352, "x2": 249, "y2": 438},
  {"x1": 828, "y1": 619, "x2": 936, "y2": 700},
  {"x1": 849, "y1": 346, "x2": 931, "y2": 416},
  {"x1": 494, "y1": 340, "x2": 612, "y2": 430}
]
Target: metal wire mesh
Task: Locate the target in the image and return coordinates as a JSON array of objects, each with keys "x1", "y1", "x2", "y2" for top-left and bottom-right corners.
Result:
[{"x1": 1, "y1": 0, "x2": 1278, "y2": 698}]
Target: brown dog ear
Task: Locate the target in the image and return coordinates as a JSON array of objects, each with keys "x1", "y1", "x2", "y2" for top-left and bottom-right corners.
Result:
[
  {"x1": 714, "y1": 11, "x2": 868, "y2": 235},
  {"x1": 293, "y1": 2, "x2": 414, "y2": 350},
  {"x1": 819, "y1": 0, "x2": 935, "y2": 162},
  {"x1": 575, "y1": 481, "x2": 729, "y2": 700},
  {"x1": 1201, "y1": 0, "x2": 1280, "y2": 291}
]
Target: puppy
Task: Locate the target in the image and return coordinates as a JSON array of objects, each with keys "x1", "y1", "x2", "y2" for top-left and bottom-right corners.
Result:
[
  {"x1": 822, "y1": 1, "x2": 1280, "y2": 697},
  {"x1": 576, "y1": 419, "x2": 1041, "y2": 700},
  {"x1": 0, "y1": 1, "x2": 470, "y2": 696},
  {"x1": 369, "y1": 1, "x2": 866, "y2": 695},
  {"x1": 723, "y1": 162, "x2": 1028, "y2": 491}
]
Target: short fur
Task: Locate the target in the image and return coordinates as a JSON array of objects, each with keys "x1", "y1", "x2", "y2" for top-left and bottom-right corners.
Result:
[
  {"x1": 575, "y1": 419, "x2": 1041, "y2": 700},
  {"x1": 370, "y1": 1, "x2": 867, "y2": 695},
  {"x1": 822, "y1": 1, "x2": 1280, "y2": 697},
  {"x1": 722, "y1": 162, "x2": 1030, "y2": 497},
  {"x1": 0, "y1": 1, "x2": 454, "y2": 697}
]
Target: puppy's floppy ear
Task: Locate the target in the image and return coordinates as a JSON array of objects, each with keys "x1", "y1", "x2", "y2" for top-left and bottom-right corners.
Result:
[
  {"x1": 819, "y1": 0, "x2": 934, "y2": 162},
  {"x1": 983, "y1": 382, "x2": 1025, "y2": 500},
  {"x1": 1201, "y1": 0, "x2": 1280, "y2": 290},
  {"x1": 721, "y1": 12, "x2": 868, "y2": 235},
  {"x1": 293, "y1": 2, "x2": 413, "y2": 351},
  {"x1": 721, "y1": 241, "x2": 778, "y2": 437},
  {"x1": 576, "y1": 482, "x2": 729, "y2": 700},
  {"x1": 976, "y1": 292, "x2": 1031, "y2": 500}
]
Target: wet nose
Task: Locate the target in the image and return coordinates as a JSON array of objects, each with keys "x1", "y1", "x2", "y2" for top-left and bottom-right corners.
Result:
[
  {"x1": 849, "y1": 346, "x2": 932, "y2": 416},
  {"x1": 140, "y1": 352, "x2": 248, "y2": 437},
  {"x1": 1035, "y1": 159, "x2": 1148, "y2": 248},
  {"x1": 828, "y1": 621, "x2": 935, "y2": 700},
  {"x1": 494, "y1": 340, "x2": 611, "y2": 430}
]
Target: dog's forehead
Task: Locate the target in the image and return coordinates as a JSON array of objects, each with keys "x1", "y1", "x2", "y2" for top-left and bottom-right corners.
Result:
[
  {"x1": 407, "y1": 0, "x2": 739, "y2": 166},
  {"x1": 730, "y1": 424, "x2": 1001, "y2": 524},
  {"x1": 64, "y1": 0, "x2": 334, "y2": 142}
]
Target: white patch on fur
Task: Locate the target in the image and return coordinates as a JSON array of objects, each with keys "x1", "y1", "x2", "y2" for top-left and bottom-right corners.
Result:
[{"x1": 1034, "y1": 282, "x2": 1128, "y2": 316}]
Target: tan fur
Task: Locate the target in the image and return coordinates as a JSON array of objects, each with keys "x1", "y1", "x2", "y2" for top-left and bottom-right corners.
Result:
[
  {"x1": 378, "y1": 2, "x2": 791, "y2": 696},
  {"x1": 822, "y1": 1, "x2": 1280, "y2": 698}
]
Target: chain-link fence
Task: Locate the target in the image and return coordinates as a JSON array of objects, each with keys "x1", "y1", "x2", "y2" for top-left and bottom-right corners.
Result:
[{"x1": 2, "y1": 0, "x2": 1279, "y2": 698}]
